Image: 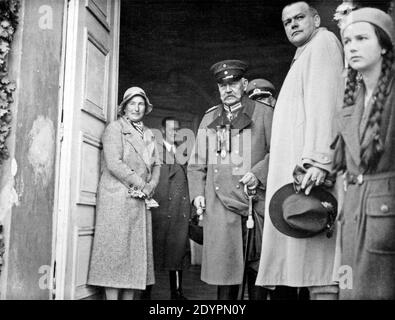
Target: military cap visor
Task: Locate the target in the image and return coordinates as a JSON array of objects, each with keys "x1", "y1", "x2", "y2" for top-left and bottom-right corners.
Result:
[
  {"x1": 248, "y1": 89, "x2": 273, "y2": 99},
  {"x1": 210, "y1": 59, "x2": 248, "y2": 84},
  {"x1": 247, "y1": 78, "x2": 276, "y2": 98}
]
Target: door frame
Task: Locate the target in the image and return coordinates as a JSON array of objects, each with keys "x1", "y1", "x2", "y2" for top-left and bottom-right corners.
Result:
[{"x1": 52, "y1": 0, "x2": 120, "y2": 300}]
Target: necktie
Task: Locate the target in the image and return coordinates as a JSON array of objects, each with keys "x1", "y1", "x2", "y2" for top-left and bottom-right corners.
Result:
[{"x1": 131, "y1": 121, "x2": 144, "y2": 139}]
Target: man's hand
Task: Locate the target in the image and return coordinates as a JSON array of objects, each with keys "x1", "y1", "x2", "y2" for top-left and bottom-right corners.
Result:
[
  {"x1": 239, "y1": 172, "x2": 259, "y2": 190},
  {"x1": 193, "y1": 196, "x2": 206, "y2": 210},
  {"x1": 301, "y1": 166, "x2": 327, "y2": 195}
]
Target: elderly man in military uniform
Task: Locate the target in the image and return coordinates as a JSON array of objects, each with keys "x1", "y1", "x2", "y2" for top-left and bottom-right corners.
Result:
[
  {"x1": 187, "y1": 60, "x2": 273, "y2": 300},
  {"x1": 246, "y1": 78, "x2": 277, "y2": 108}
]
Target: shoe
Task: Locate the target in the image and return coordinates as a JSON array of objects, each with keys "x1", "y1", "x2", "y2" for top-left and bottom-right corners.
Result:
[
  {"x1": 169, "y1": 270, "x2": 188, "y2": 300},
  {"x1": 171, "y1": 289, "x2": 188, "y2": 300}
]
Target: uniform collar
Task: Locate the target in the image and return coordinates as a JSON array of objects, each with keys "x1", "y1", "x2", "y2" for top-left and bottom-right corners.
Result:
[{"x1": 207, "y1": 95, "x2": 255, "y2": 133}]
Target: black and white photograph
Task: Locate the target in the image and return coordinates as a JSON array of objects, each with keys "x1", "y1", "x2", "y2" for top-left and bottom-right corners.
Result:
[{"x1": 0, "y1": 0, "x2": 394, "y2": 308}]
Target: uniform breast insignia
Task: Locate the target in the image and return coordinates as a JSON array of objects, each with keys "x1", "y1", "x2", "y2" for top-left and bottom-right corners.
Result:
[{"x1": 216, "y1": 124, "x2": 231, "y2": 159}]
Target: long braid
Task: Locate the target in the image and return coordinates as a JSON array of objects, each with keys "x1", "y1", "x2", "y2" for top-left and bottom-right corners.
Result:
[
  {"x1": 332, "y1": 67, "x2": 358, "y2": 173},
  {"x1": 360, "y1": 47, "x2": 394, "y2": 172},
  {"x1": 344, "y1": 68, "x2": 359, "y2": 107}
]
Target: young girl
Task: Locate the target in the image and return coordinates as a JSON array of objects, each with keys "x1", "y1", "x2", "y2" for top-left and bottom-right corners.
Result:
[{"x1": 333, "y1": 8, "x2": 395, "y2": 299}]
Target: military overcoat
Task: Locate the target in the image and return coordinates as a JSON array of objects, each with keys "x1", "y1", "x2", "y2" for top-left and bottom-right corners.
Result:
[{"x1": 187, "y1": 96, "x2": 273, "y2": 285}]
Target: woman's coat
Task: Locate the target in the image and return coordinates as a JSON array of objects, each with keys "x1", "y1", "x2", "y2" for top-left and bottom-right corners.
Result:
[
  {"x1": 334, "y1": 75, "x2": 395, "y2": 299},
  {"x1": 88, "y1": 117, "x2": 160, "y2": 290}
]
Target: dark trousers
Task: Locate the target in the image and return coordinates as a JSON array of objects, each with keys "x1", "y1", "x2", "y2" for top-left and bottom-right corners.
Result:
[
  {"x1": 247, "y1": 267, "x2": 269, "y2": 300},
  {"x1": 217, "y1": 285, "x2": 240, "y2": 300},
  {"x1": 217, "y1": 268, "x2": 270, "y2": 300},
  {"x1": 270, "y1": 286, "x2": 309, "y2": 300},
  {"x1": 140, "y1": 270, "x2": 186, "y2": 300}
]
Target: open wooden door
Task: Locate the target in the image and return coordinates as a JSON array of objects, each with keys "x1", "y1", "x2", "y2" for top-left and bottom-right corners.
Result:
[{"x1": 54, "y1": 0, "x2": 120, "y2": 300}]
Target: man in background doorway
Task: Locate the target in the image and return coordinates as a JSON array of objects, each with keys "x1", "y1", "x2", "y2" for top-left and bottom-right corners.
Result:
[{"x1": 148, "y1": 117, "x2": 191, "y2": 300}]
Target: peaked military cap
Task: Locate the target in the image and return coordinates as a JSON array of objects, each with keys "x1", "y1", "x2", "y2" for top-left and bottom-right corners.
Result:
[
  {"x1": 246, "y1": 79, "x2": 276, "y2": 99},
  {"x1": 210, "y1": 59, "x2": 248, "y2": 84}
]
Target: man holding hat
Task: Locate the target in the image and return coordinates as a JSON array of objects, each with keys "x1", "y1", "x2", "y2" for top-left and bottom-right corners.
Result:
[
  {"x1": 187, "y1": 59, "x2": 273, "y2": 300},
  {"x1": 246, "y1": 78, "x2": 277, "y2": 108},
  {"x1": 256, "y1": 2, "x2": 344, "y2": 300}
]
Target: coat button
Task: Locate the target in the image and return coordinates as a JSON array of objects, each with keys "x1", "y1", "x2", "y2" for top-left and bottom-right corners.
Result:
[
  {"x1": 168, "y1": 215, "x2": 171, "y2": 218},
  {"x1": 236, "y1": 185, "x2": 240, "y2": 189},
  {"x1": 169, "y1": 197, "x2": 172, "y2": 201},
  {"x1": 380, "y1": 204, "x2": 389, "y2": 213},
  {"x1": 215, "y1": 186, "x2": 219, "y2": 191},
  {"x1": 214, "y1": 169, "x2": 218, "y2": 173}
]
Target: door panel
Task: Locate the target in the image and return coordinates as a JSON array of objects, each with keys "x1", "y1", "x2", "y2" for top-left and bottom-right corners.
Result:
[{"x1": 56, "y1": 0, "x2": 120, "y2": 300}]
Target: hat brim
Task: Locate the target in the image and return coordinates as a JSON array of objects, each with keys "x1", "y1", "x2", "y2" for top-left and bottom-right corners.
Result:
[
  {"x1": 269, "y1": 183, "x2": 338, "y2": 238},
  {"x1": 120, "y1": 94, "x2": 153, "y2": 115},
  {"x1": 248, "y1": 91, "x2": 273, "y2": 99}
]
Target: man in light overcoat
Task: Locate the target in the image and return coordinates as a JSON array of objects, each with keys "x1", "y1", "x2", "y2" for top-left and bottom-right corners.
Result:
[{"x1": 256, "y1": 1, "x2": 344, "y2": 300}]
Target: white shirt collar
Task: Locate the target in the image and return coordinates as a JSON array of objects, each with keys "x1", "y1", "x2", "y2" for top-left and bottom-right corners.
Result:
[{"x1": 163, "y1": 139, "x2": 176, "y2": 153}]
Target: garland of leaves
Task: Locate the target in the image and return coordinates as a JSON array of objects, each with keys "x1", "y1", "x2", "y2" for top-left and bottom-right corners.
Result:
[
  {"x1": 0, "y1": 0, "x2": 19, "y2": 272},
  {"x1": 0, "y1": 0, "x2": 19, "y2": 165}
]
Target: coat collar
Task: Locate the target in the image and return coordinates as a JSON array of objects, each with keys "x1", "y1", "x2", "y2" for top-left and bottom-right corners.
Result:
[
  {"x1": 339, "y1": 71, "x2": 395, "y2": 168},
  {"x1": 339, "y1": 93, "x2": 363, "y2": 167},
  {"x1": 207, "y1": 95, "x2": 255, "y2": 135},
  {"x1": 293, "y1": 27, "x2": 325, "y2": 63},
  {"x1": 120, "y1": 117, "x2": 154, "y2": 170}
]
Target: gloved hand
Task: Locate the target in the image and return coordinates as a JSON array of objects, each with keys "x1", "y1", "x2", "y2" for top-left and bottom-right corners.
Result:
[
  {"x1": 142, "y1": 182, "x2": 155, "y2": 199},
  {"x1": 239, "y1": 172, "x2": 259, "y2": 190},
  {"x1": 193, "y1": 196, "x2": 206, "y2": 210}
]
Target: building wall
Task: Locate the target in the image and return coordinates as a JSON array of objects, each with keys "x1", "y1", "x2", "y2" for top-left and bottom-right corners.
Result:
[
  {"x1": 118, "y1": 0, "x2": 341, "y2": 129},
  {"x1": 0, "y1": 0, "x2": 65, "y2": 299}
]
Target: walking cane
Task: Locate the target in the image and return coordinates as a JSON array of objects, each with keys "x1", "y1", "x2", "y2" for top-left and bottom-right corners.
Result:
[{"x1": 239, "y1": 185, "x2": 256, "y2": 300}]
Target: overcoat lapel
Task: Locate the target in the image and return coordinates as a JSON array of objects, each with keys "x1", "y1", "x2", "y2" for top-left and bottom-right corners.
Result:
[
  {"x1": 167, "y1": 147, "x2": 182, "y2": 179},
  {"x1": 340, "y1": 74, "x2": 395, "y2": 168},
  {"x1": 231, "y1": 96, "x2": 254, "y2": 135},
  {"x1": 207, "y1": 106, "x2": 226, "y2": 130},
  {"x1": 120, "y1": 117, "x2": 153, "y2": 171},
  {"x1": 143, "y1": 128, "x2": 156, "y2": 168},
  {"x1": 207, "y1": 96, "x2": 255, "y2": 135},
  {"x1": 380, "y1": 76, "x2": 395, "y2": 144},
  {"x1": 339, "y1": 97, "x2": 363, "y2": 167},
  {"x1": 159, "y1": 144, "x2": 181, "y2": 179}
]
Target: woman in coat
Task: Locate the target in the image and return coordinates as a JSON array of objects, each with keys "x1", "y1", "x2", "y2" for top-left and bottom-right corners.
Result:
[
  {"x1": 332, "y1": 8, "x2": 395, "y2": 299},
  {"x1": 88, "y1": 87, "x2": 160, "y2": 300}
]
